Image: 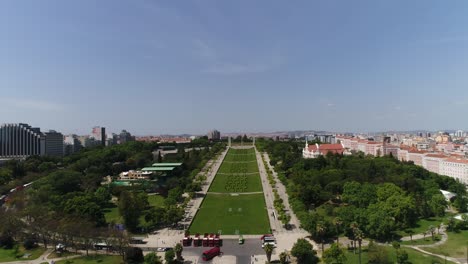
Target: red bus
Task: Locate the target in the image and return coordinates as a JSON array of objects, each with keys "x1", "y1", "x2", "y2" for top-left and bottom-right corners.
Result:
[{"x1": 202, "y1": 247, "x2": 220, "y2": 261}]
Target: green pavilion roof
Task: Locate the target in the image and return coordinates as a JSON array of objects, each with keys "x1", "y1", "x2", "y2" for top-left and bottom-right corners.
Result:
[
  {"x1": 142, "y1": 167, "x2": 176, "y2": 171},
  {"x1": 151, "y1": 163, "x2": 183, "y2": 167}
]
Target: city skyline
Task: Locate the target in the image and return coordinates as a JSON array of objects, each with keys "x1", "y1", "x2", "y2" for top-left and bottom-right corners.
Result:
[{"x1": 2, "y1": 1, "x2": 468, "y2": 134}]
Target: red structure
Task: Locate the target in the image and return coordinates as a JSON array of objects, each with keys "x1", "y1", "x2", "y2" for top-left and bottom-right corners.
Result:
[
  {"x1": 193, "y1": 233, "x2": 202, "y2": 247},
  {"x1": 202, "y1": 234, "x2": 209, "y2": 247},
  {"x1": 202, "y1": 247, "x2": 220, "y2": 261}
]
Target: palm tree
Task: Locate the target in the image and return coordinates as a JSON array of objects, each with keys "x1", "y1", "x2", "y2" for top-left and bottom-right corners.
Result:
[
  {"x1": 350, "y1": 222, "x2": 359, "y2": 254},
  {"x1": 174, "y1": 242, "x2": 183, "y2": 262},
  {"x1": 406, "y1": 229, "x2": 414, "y2": 242},
  {"x1": 279, "y1": 250, "x2": 289, "y2": 264},
  {"x1": 353, "y1": 227, "x2": 364, "y2": 264},
  {"x1": 428, "y1": 225, "x2": 435, "y2": 241},
  {"x1": 264, "y1": 243, "x2": 274, "y2": 263},
  {"x1": 316, "y1": 222, "x2": 326, "y2": 253},
  {"x1": 333, "y1": 217, "x2": 343, "y2": 245}
]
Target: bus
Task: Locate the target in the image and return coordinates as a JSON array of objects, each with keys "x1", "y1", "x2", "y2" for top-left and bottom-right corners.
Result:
[{"x1": 202, "y1": 247, "x2": 220, "y2": 261}]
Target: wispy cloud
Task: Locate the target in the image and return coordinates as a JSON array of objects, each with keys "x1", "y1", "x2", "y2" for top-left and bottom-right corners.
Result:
[
  {"x1": 0, "y1": 98, "x2": 63, "y2": 111},
  {"x1": 193, "y1": 38, "x2": 285, "y2": 75}
]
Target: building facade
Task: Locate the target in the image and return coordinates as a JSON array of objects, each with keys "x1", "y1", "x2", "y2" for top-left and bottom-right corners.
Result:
[
  {"x1": 44, "y1": 130, "x2": 64, "y2": 157},
  {"x1": 0, "y1": 123, "x2": 45, "y2": 158},
  {"x1": 207, "y1": 130, "x2": 221, "y2": 141}
]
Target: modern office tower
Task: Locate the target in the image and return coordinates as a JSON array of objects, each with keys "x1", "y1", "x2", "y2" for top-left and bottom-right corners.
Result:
[
  {"x1": 0, "y1": 123, "x2": 45, "y2": 158},
  {"x1": 101, "y1": 127, "x2": 106, "y2": 146},
  {"x1": 119, "y1": 130, "x2": 135, "y2": 144},
  {"x1": 64, "y1": 134, "x2": 82, "y2": 155},
  {"x1": 44, "y1": 130, "x2": 64, "y2": 157},
  {"x1": 207, "y1": 130, "x2": 221, "y2": 141}
]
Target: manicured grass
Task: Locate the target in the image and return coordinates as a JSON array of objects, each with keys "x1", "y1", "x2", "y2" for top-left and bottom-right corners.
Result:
[
  {"x1": 55, "y1": 255, "x2": 123, "y2": 264},
  {"x1": 189, "y1": 193, "x2": 270, "y2": 235},
  {"x1": 397, "y1": 216, "x2": 445, "y2": 237},
  {"x1": 148, "y1": 194, "x2": 165, "y2": 208},
  {"x1": 0, "y1": 246, "x2": 45, "y2": 262},
  {"x1": 217, "y1": 161, "x2": 259, "y2": 174},
  {"x1": 104, "y1": 206, "x2": 121, "y2": 224},
  {"x1": 424, "y1": 230, "x2": 468, "y2": 259},
  {"x1": 400, "y1": 235, "x2": 442, "y2": 246},
  {"x1": 209, "y1": 173, "x2": 262, "y2": 193},
  {"x1": 209, "y1": 148, "x2": 261, "y2": 193},
  {"x1": 344, "y1": 245, "x2": 452, "y2": 264},
  {"x1": 48, "y1": 251, "x2": 80, "y2": 259}
]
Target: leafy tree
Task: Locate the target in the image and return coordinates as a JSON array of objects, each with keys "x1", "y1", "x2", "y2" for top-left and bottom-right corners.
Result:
[
  {"x1": 367, "y1": 241, "x2": 390, "y2": 264},
  {"x1": 174, "y1": 243, "x2": 183, "y2": 262},
  {"x1": 119, "y1": 191, "x2": 148, "y2": 231},
  {"x1": 125, "y1": 247, "x2": 144, "y2": 264},
  {"x1": 396, "y1": 249, "x2": 409, "y2": 264},
  {"x1": 291, "y1": 238, "x2": 319, "y2": 264},
  {"x1": 322, "y1": 243, "x2": 346, "y2": 264},
  {"x1": 164, "y1": 249, "x2": 176, "y2": 264},
  {"x1": 366, "y1": 204, "x2": 396, "y2": 240},
  {"x1": 333, "y1": 217, "x2": 343, "y2": 244},
  {"x1": 0, "y1": 233, "x2": 14, "y2": 249},
  {"x1": 429, "y1": 194, "x2": 447, "y2": 217},
  {"x1": 144, "y1": 252, "x2": 162, "y2": 264},
  {"x1": 279, "y1": 250, "x2": 289, "y2": 264},
  {"x1": 264, "y1": 243, "x2": 274, "y2": 263}
]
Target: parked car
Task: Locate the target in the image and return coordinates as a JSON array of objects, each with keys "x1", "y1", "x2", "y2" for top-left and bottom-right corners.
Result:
[{"x1": 156, "y1": 247, "x2": 172, "y2": 252}]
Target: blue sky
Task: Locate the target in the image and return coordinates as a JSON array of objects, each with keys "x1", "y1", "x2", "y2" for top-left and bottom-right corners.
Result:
[{"x1": 1, "y1": 0, "x2": 468, "y2": 135}]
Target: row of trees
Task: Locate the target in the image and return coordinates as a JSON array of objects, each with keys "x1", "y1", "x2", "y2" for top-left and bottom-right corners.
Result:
[{"x1": 256, "y1": 138, "x2": 467, "y2": 244}]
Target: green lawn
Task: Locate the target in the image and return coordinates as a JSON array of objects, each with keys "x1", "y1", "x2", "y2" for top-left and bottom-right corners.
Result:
[
  {"x1": 424, "y1": 230, "x2": 468, "y2": 259},
  {"x1": 55, "y1": 255, "x2": 123, "y2": 264},
  {"x1": 148, "y1": 194, "x2": 165, "y2": 207},
  {"x1": 400, "y1": 235, "x2": 442, "y2": 246},
  {"x1": 189, "y1": 193, "x2": 270, "y2": 235},
  {"x1": 0, "y1": 246, "x2": 45, "y2": 262},
  {"x1": 105, "y1": 194, "x2": 164, "y2": 225},
  {"x1": 344, "y1": 245, "x2": 453, "y2": 264},
  {"x1": 104, "y1": 206, "x2": 121, "y2": 224},
  {"x1": 209, "y1": 148, "x2": 261, "y2": 193},
  {"x1": 397, "y1": 216, "x2": 445, "y2": 237},
  {"x1": 217, "y1": 161, "x2": 259, "y2": 174},
  {"x1": 209, "y1": 173, "x2": 262, "y2": 193}
]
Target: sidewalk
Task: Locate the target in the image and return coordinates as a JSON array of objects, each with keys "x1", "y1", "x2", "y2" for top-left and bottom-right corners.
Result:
[{"x1": 144, "y1": 148, "x2": 229, "y2": 248}]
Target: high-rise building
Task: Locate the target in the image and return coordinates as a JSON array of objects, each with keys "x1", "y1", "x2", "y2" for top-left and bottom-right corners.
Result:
[
  {"x1": 101, "y1": 127, "x2": 106, "y2": 146},
  {"x1": 64, "y1": 134, "x2": 82, "y2": 155},
  {"x1": 44, "y1": 130, "x2": 64, "y2": 157},
  {"x1": 207, "y1": 130, "x2": 221, "y2": 141},
  {"x1": 119, "y1": 130, "x2": 135, "y2": 144},
  {"x1": 0, "y1": 123, "x2": 45, "y2": 158}
]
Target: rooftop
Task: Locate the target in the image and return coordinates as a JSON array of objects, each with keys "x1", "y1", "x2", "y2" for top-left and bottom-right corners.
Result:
[
  {"x1": 151, "y1": 162, "x2": 183, "y2": 167},
  {"x1": 142, "y1": 167, "x2": 176, "y2": 171}
]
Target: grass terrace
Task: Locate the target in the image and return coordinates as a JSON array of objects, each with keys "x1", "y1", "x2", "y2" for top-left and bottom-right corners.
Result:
[
  {"x1": 189, "y1": 193, "x2": 270, "y2": 235},
  {"x1": 189, "y1": 147, "x2": 270, "y2": 235}
]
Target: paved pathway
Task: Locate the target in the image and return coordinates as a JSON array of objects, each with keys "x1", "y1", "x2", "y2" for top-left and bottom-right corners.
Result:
[
  {"x1": 144, "y1": 148, "x2": 228, "y2": 248},
  {"x1": 262, "y1": 152, "x2": 307, "y2": 236},
  {"x1": 2, "y1": 249, "x2": 84, "y2": 264},
  {"x1": 256, "y1": 150, "x2": 314, "y2": 258}
]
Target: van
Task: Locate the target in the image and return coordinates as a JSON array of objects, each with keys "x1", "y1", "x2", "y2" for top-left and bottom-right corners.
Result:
[
  {"x1": 262, "y1": 236, "x2": 276, "y2": 248},
  {"x1": 202, "y1": 247, "x2": 220, "y2": 261}
]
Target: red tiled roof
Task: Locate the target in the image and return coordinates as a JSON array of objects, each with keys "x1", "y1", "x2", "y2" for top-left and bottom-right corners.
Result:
[
  {"x1": 444, "y1": 158, "x2": 468, "y2": 164},
  {"x1": 425, "y1": 154, "x2": 447, "y2": 158},
  {"x1": 307, "y1": 144, "x2": 344, "y2": 155}
]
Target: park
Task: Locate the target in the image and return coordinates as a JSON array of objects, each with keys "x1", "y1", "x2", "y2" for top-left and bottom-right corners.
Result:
[{"x1": 189, "y1": 148, "x2": 271, "y2": 235}]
